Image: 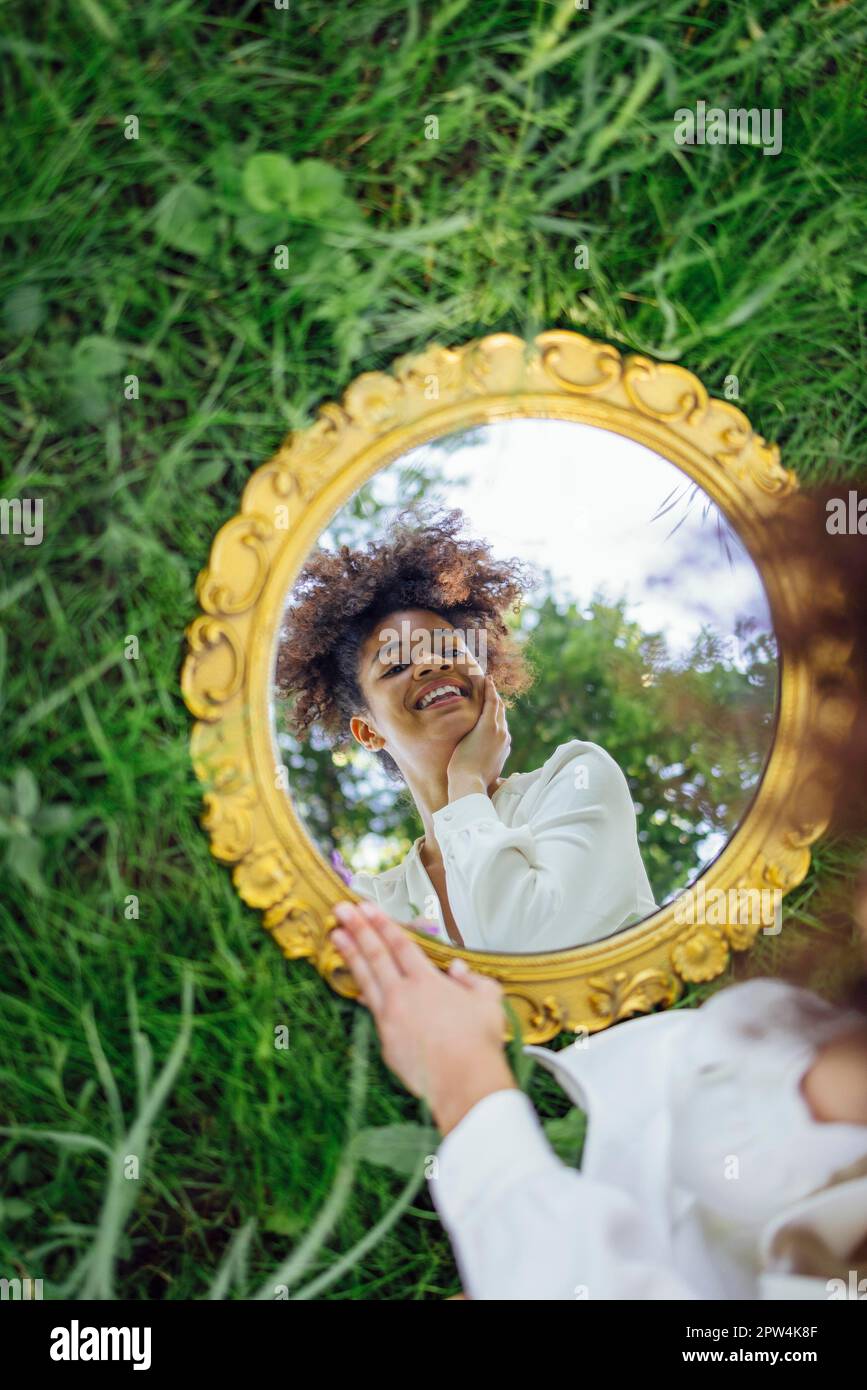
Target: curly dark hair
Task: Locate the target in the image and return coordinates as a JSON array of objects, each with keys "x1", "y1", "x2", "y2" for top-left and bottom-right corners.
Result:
[{"x1": 274, "y1": 505, "x2": 539, "y2": 784}]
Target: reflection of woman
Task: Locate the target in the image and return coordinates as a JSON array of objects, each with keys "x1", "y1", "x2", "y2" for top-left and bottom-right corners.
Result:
[
  {"x1": 276, "y1": 508, "x2": 656, "y2": 953},
  {"x1": 330, "y1": 896, "x2": 867, "y2": 1301}
]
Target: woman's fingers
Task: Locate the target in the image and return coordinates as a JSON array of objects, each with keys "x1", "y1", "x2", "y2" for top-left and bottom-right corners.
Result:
[
  {"x1": 371, "y1": 908, "x2": 439, "y2": 977},
  {"x1": 349, "y1": 899, "x2": 436, "y2": 977},
  {"x1": 447, "y1": 958, "x2": 475, "y2": 989},
  {"x1": 484, "y1": 675, "x2": 498, "y2": 722},
  {"x1": 449, "y1": 958, "x2": 501, "y2": 995},
  {"x1": 331, "y1": 922, "x2": 385, "y2": 1013},
  {"x1": 335, "y1": 902, "x2": 492, "y2": 1007},
  {"x1": 332, "y1": 901, "x2": 404, "y2": 995}
]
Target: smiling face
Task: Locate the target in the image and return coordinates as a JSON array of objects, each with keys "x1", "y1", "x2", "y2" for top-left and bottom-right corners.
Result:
[{"x1": 350, "y1": 608, "x2": 486, "y2": 771}]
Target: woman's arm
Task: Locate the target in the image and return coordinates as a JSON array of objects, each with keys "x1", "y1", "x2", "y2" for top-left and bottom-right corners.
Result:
[
  {"x1": 430, "y1": 1086, "x2": 698, "y2": 1301},
  {"x1": 435, "y1": 741, "x2": 649, "y2": 951},
  {"x1": 330, "y1": 900, "x2": 699, "y2": 1301}
]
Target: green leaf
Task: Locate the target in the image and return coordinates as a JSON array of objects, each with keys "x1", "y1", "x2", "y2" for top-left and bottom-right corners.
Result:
[
  {"x1": 8, "y1": 1151, "x2": 30, "y2": 1184},
  {"x1": 503, "y1": 998, "x2": 535, "y2": 1090},
  {"x1": 7, "y1": 835, "x2": 46, "y2": 894},
  {"x1": 155, "y1": 182, "x2": 216, "y2": 258},
  {"x1": 542, "y1": 1107, "x2": 587, "y2": 1165},
  {"x1": 241, "y1": 153, "x2": 299, "y2": 214},
  {"x1": 13, "y1": 766, "x2": 39, "y2": 819},
  {"x1": 72, "y1": 335, "x2": 125, "y2": 378},
  {"x1": 234, "y1": 212, "x2": 287, "y2": 254},
  {"x1": 354, "y1": 1123, "x2": 438, "y2": 1176},
  {"x1": 0, "y1": 1197, "x2": 33, "y2": 1223},
  {"x1": 76, "y1": 0, "x2": 119, "y2": 43},
  {"x1": 0, "y1": 1124, "x2": 112, "y2": 1158},
  {"x1": 33, "y1": 803, "x2": 74, "y2": 833},
  {"x1": 3, "y1": 284, "x2": 44, "y2": 335},
  {"x1": 208, "y1": 142, "x2": 247, "y2": 204},
  {"x1": 263, "y1": 1210, "x2": 306, "y2": 1237},
  {"x1": 193, "y1": 459, "x2": 227, "y2": 489},
  {"x1": 65, "y1": 378, "x2": 111, "y2": 425},
  {"x1": 294, "y1": 159, "x2": 347, "y2": 219}
]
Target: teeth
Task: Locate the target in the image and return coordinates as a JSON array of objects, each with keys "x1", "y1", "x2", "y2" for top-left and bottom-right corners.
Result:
[{"x1": 418, "y1": 683, "x2": 463, "y2": 709}]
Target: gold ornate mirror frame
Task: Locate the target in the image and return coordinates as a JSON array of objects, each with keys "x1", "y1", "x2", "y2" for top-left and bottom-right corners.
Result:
[{"x1": 181, "y1": 330, "x2": 854, "y2": 1042}]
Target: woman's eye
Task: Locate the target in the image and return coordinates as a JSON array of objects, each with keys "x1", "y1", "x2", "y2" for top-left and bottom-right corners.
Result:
[{"x1": 386, "y1": 663, "x2": 408, "y2": 676}]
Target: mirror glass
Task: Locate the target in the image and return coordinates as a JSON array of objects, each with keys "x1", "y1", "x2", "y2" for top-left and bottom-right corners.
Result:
[{"x1": 271, "y1": 419, "x2": 777, "y2": 955}]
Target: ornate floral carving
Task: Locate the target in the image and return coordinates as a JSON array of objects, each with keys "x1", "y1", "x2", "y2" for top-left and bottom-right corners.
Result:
[
  {"x1": 622, "y1": 357, "x2": 709, "y2": 426},
  {"x1": 197, "y1": 515, "x2": 274, "y2": 616},
  {"x1": 202, "y1": 785, "x2": 257, "y2": 862},
  {"x1": 672, "y1": 928, "x2": 730, "y2": 983},
  {"x1": 539, "y1": 337, "x2": 622, "y2": 395},
  {"x1": 266, "y1": 898, "x2": 323, "y2": 960},
  {"x1": 587, "y1": 967, "x2": 680, "y2": 1024},
  {"x1": 503, "y1": 990, "x2": 566, "y2": 1037},
  {"x1": 233, "y1": 842, "x2": 297, "y2": 911},
  {"x1": 181, "y1": 617, "x2": 245, "y2": 720}
]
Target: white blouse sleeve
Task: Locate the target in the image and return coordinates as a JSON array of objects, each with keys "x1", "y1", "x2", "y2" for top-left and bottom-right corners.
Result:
[
  {"x1": 430, "y1": 1088, "x2": 698, "y2": 1301},
  {"x1": 347, "y1": 869, "x2": 377, "y2": 902},
  {"x1": 431, "y1": 741, "x2": 649, "y2": 951}
]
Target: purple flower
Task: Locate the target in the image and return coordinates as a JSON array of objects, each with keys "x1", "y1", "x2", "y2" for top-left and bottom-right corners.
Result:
[{"x1": 330, "y1": 849, "x2": 354, "y2": 887}]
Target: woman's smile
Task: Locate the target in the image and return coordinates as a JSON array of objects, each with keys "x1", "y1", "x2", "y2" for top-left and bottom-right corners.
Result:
[
  {"x1": 419, "y1": 692, "x2": 466, "y2": 711},
  {"x1": 413, "y1": 678, "x2": 474, "y2": 711}
]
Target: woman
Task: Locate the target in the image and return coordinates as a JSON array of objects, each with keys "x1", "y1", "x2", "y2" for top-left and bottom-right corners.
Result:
[
  {"x1": 329, "y1": 895, "x2": 867, "y2": 1301},
  {"x1": 275, "y1": 507, "x2": 657, "y2": 953}
]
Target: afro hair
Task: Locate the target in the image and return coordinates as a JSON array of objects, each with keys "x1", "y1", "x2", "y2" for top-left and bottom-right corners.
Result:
[{"x1": 274, "y1": 505, "x2": 539, "y2": 783}]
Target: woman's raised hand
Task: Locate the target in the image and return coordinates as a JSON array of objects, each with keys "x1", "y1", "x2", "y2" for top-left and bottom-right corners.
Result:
[
  {"x1": 446, "y1": 674, "x2": 511, "y2": 798},
  {"x1": 330, "y1": 899, "x2": 517, "y2": 1134}
]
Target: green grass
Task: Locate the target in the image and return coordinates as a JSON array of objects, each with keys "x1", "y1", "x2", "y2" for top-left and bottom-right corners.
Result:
[{"x1": 1, "y1": 0, "x2": 865, "y2": 1299}]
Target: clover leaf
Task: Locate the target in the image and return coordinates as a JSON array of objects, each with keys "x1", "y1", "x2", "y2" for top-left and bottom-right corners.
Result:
[
  {"x1": 154, "y1": 182, "x2": 216, "y2": 258},
  {"x1": 0, "y1": 769, "x2": 74, "y2": 896}
]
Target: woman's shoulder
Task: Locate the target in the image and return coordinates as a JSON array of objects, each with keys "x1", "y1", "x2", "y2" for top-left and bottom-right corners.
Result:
[
  {"x1": 348, "y1": 839, "x2": 421, "y2": 894},
  {"x1": 544, "y1": 738, "x2": 627, "y2": 780},
  {"x1": 503, "y1": 739, "x2": 630, "y2": 803},
  {"x1": 501, "y1": 738, "x2": 616, "y2": 781},
  {"x1": 695, "y1": 977, "x2": 865, "y2": 1044}
]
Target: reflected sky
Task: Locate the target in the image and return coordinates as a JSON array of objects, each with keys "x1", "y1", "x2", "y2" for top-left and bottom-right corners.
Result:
[{"x1": 366, "y1": 419, "x2": 773, "y2": 665}]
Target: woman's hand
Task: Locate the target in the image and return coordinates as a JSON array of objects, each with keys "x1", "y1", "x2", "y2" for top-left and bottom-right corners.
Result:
[
  {"x1": 446, "y1": 674, "x2": 511, "y2": 800},
  {"x1": 331, "y1": 899, "x2": 517, "y2": 1135}
]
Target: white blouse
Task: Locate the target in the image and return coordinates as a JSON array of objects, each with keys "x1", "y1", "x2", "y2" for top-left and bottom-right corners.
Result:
[
  {"x1": 430, "y1": 979, "x2": 867, "y2": 1300},
  {"x1": 349, "y1": 739, "x2": 657, "y2": 953}
]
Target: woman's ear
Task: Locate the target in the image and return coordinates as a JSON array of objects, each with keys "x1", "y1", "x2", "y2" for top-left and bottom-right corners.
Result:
[{"x1": 349, "y1": 713, "x2": 385, "y2": 752}]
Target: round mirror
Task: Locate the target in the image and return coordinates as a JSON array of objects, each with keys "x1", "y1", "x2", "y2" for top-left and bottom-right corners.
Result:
[
  {"x1": 272, "y1": 418, "x2": 777, "y2": 955},
  {"x1": 184, "y1": 331, "x2": 848, "y2": 1037}
]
